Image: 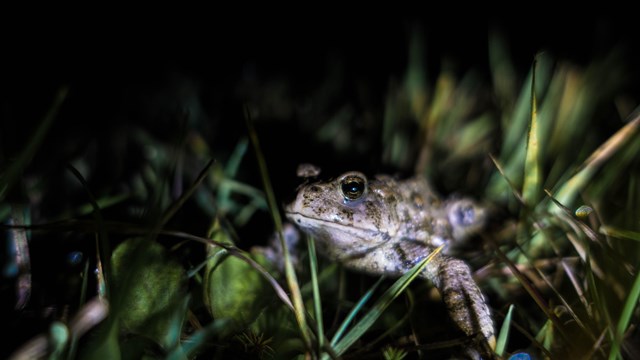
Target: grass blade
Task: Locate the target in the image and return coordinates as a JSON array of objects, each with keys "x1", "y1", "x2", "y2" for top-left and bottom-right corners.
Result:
[
  {"x1": 496, "y1": 304, "x2": 515, "y2": 357},
  {"x1": 493, "y1": 245, "x2": 570, "y2": 347},
  {"x1": 522, "y1": 56, "x2": 541, "y2": 205},
  {"x1": 330, "y1": 245, "x2": 444, "y2": 356},
  {"x1": 307, "y1": 236, "x2": 325, "y2": 354},
  {"x1": 599, "y1": 226, "x2": 640, "y2": 241},
  {"x1": 245, "y1": 108, "x2": 312, "y2": 351},
  {"x1": 552, "y1": 107, "x2": 640, "y2": 212},
  {"x1": 159, "y1": 159, "x2": 214, "y2": 229},
  {"x1": 609, "y1": 267, "x2": 640, "y2": 360},
  {"x1": 489, "y1": 154, "x2": 525, "y2": 205},
  {"x1": 166, "y1": 319, "x2": 230, "y2": 360},
  {"x1": 329, "y1": 277, "x2": 384, "y2": 348}
]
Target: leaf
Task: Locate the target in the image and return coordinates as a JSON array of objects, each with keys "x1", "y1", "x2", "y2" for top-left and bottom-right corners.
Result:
[
  {"x1": 110, "y1": 238, "x2": 186, "y2": 347},
  {"x1": 78, "y1": 319, "x2": 121, "y2": 360},
  {"x1": 204, "y1": 218, "x2": 269, "y2": 335}
]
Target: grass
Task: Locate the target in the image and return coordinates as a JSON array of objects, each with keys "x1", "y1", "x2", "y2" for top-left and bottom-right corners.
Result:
[{"x1": 2, "y1": 29, "x2": 640, "y2": 359}]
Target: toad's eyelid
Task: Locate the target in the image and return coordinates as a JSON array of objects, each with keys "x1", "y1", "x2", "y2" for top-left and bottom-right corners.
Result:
[{"x1": 337, "y1": 171, "x2": 368, "y2": 183}]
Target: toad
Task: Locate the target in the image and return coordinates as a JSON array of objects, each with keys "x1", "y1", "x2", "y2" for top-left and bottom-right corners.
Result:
[{"x1": 285, "y1": 171, "x2": 494, "y2": 356}]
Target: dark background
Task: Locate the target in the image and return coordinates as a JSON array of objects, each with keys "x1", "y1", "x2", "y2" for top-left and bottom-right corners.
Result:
[{"x1": 4, "y1": 15, "x2": 638, "y2": 177}]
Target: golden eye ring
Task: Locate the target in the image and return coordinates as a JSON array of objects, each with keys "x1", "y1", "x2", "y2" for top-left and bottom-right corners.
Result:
[{"x1": 339, "y1": 172, "x2": 367, "y2": 202}]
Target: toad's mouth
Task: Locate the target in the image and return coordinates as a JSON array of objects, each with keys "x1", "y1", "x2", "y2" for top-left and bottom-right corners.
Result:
[
  {"x1": 285, "y1": 212, "x2": 395, "y2": 258},
  {"x1": 285, "y1": 211, "x2": 396, "y2": 241}
]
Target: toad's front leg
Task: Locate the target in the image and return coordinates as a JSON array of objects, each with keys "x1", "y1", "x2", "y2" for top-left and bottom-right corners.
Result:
[{"x1": 424, "y1": 255, "x2": 495, "y2": 356}]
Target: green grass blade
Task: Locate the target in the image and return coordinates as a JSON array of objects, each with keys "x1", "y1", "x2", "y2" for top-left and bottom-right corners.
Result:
[
  {"x1": 487, "y1": 54, "x2": 554, "y2": 201},
  {"x1": 329, "y1": 277, "x2": 384, "y2": 348},
  {"x1": 67, "y1": 194, "x2": 130, "y2": 219},
  {"x1": 522, "y1": 57, "x2": 542, "y2": 205},
  {"x1": 493, "y1": 245, "x2": 570, "y2": 346},
  {"x1": 166, "y1": 319, "x2": 230, "y2": 360},
  {"x1": 365, "y1": 290, "x2": 415, "y2": 352},
  {"x1": 330, "y1": 245, "x2": 444, "y2": 356},
  {"x1": 599, "y1": 226, "x2": 640, "y2": 241},
  {"x1": 307, "y1": 236, "x2": 325, "y2": 354},
  {"x1": 245, "y1": 108, "x2": 311, "y2": 351},
  {"x1": 585, "y1": 250, "x2": 616, "y2": 359},
  {"x1": 66, "y1": 164, "x2": 112, "y2": 299},
  {"x1": 488, "y1": 31, "x2": 517, "y2": 108},
  {"x1": 552, "y1": 108, "x2": 640, "y2": 212},
  {"x1": 159, "y1": 159, "x2": 214, "y2": 228},
  {"x1": 496, "y1": 304, "x2": 515, "y2": 356},
  {"x1": 489, "y1": 154, "x2": 525, "y2": 205},
  {"x1": 224, "y1": 137, "x2": 248, "y2": 177},
  {"x1": 609, "y1": 266, "x2": 640, "y2": 360}
]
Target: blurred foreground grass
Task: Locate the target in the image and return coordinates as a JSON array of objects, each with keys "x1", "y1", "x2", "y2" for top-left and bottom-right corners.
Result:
[{"x1": 2, "y1": 30, "x2": 640, "y2": 360}]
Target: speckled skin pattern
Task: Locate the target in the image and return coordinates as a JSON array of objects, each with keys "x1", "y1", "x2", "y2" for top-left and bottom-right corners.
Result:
[{"x1": 285, "y1": 171, "x2": 495, "y2": 354}]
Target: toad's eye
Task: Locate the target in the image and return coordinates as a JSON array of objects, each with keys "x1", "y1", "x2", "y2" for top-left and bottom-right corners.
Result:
[{"x1": 339, "y1": 172, "x2": 367, "y2": 202}]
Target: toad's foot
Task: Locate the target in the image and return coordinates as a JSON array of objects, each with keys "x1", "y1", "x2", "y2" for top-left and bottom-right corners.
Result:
[{"x1": 427, "y1": 256, "x2": 495, "y2": 357}]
